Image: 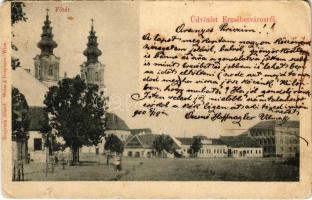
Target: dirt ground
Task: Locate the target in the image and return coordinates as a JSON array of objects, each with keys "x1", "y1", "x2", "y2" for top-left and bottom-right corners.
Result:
[{"x1": 20, "y1": 155, "x2": 299, "y2": 181}]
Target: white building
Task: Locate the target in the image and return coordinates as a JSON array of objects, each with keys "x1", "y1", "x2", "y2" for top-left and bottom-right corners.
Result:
[
  {"x1": 175, "y1": 137, "x2": 228, "y2": 158},
  {"x1": 123, "y1": 132, "x2": 179, "y2": 158},
  {"x1": 220, "y1": 134, "x2": 263, "y2": 158},
  {"x1": 197, "y1": 139, "x2": 228, "y2": 158},
  {"x1": 123, "y1": 133, "x2": 157, "y2": 158}
]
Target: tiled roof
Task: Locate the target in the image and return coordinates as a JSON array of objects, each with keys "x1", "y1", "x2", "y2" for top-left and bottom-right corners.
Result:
[
  {"x1": 251, "y1": 120, "x2": 299, "y2": 129},
  {"x1": 193, "y1": 135, "x2": 209, "y2": 140},
  {"x1": 211, "y1": 139, "x2": 225, "y2": 145},
  {"x1": 176, "y1": 137, "x2": 224, "y2": 146},
  {"x1": 125, "y1": 134, "x2": 181, "y2": 149},
  {"x1": 27, "y1": 106, "x2": 48, "y2": 131},
  {"x1": 277, "y1": 121, "x2": 299, "y2": 128},
  {"x1": 220, "y1": 135, "x2": 260, "y2": 148},
  {"x1": 130, "y1": 128, "x2": 152, "y2": 135},
  {"x1": 12, "y1": 68, "x2": 49, "y2": 107},
  {"x1": 106, "y1": 113, "x2": 129, "y2": 131},
  {"x1": 125, "y1": 134, "x2": 158, "y2": 148},
  {"x1": 138, "y1": 134, "x2": 158, "y2": 148},
  {"x1": 175, "y1": 137, "x2": 194, "y2": 145}
]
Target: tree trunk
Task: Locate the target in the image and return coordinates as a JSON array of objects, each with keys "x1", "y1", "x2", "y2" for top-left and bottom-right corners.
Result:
[
  {"x1": 119, "y1": 154, "x2": 122, "y2": 171},
  {"x1": 16, "y1": 139, "x2": 26, "y2": 161},
  {"x1": 72, "y1": 146, "x2": 79, "y2": 165},
  {"x1": 106, "y1": 150, "x2": 110, "y2": 165},
  {"x1": 16, "y1": 141, "x2": 22, "y2": 161}
]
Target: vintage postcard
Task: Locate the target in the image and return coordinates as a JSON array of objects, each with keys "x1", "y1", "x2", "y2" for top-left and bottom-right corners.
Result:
[{"x1": 1, "y1": 0, "x2": 312, "y2": 198}]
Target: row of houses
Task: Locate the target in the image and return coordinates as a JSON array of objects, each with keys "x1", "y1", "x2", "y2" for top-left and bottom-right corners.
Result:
[
  {"x1": 19, "y1": 103, "x2": 299, "y2": 162},
  {"x1": 122, "y1": 131, "x2": 263, "y2": 159},
  {"x1": 121, "y1": 120, "x2": 300, "y2": 159}
]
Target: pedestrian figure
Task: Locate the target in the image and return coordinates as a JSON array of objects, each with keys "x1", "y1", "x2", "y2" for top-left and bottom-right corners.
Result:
[{"x1": 116, "y1": 155, "x2": 121, "y2": 171}]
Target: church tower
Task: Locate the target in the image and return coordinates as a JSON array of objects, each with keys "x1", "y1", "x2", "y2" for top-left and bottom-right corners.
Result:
[
  {"x1": 80, "y1": 19, "x2": 105, "y2": 89},
  {"x1": 34, "y1": 8, "x2": 60, "y2": 87}
]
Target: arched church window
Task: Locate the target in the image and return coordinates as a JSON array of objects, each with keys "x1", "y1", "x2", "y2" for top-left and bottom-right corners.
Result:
[{"x1": 48, "y1": 65, "x2": 53, "y2": 76}]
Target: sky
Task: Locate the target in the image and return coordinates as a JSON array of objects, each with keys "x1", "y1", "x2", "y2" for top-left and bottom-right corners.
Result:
[{"x1": 12, "y1": 1, "x2": 301, "y2": 138}]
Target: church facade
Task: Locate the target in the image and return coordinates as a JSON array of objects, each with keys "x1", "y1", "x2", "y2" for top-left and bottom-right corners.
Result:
[
  {"x1": 12, "y1": 9, "x2": 131, "y2": 163},
  {"x1": 33, "y1": 9, "x2": 60, "y2": 87},
  {"x1": 80, "y1": 19, "x2": 105, "y2": 89}
]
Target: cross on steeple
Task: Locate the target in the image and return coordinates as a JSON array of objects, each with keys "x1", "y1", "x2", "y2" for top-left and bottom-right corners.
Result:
[
  {"x1": 45, "y1": 8, "x2": 50, "y2": 20},
  {"x1": 91, "y1": 18, "x2": 94, "y2": 31},
  {"x1": 83, "y1": 18, "x2": 101, "y2": 63}
]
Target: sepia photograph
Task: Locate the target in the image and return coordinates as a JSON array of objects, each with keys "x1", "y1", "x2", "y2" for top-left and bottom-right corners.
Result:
[{"x1": 2, "y1": 0, "x2": 311, "y2": 198}]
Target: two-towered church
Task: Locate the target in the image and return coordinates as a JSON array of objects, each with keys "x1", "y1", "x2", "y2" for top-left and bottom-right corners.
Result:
[{"x1": 12, "y1": 9, "x2": 134, "y2": 162}]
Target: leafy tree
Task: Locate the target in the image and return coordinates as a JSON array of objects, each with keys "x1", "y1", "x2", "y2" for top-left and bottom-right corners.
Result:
[
  {"x1": 153, "y1": 134, "x2": 175, "y2": 158},
  {"x1": 11, "y1": 2, "x2": 28, "y2": 25},
  {"x1": 104, "y1": 134, "x2": 124, "y2": 165},
  {"x1": 39, "y1": 119, "x2": 63, "y2": 156},
  {"x1": 11, "y1": 2, "x2": 28, "y2": 70},
  {"x1": 190, "y1": 137, "x2": 202, "y2": 157},
  {"x1": 104, "y1": 134, "x2": 124, "y2": 154},
  {"x1": 12, "y1": 87, "x2": 29, "y2": 160},
  {"x1": 43, "y1": 75, "x2": 107, "y2": 164}
]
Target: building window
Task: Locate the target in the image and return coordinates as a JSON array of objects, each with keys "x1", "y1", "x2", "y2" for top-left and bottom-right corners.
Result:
[
  {"x1": 95, "y1": 147, "x2": 99, "y2": 154},
  {"x1": 34, "y1": 138, "x2": 42, "y2": 151},
  {"x1": 48, "y1": 65, "x2": 53, "y2": 76},
  {"x1": 255, "y1": 150, "x2": 258, "y2": 154},
  {"x1": 95, "y1": 72, "x2": 99, "y2": 81},
  {"x1": 128, "y1": 151, "x2": 133, "y2": 157}
]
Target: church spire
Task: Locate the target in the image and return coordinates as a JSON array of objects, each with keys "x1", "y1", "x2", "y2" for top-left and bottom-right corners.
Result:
[
  {"x1": 83, "y1": 19, "x2": 102, "y2": 64},
  {"x1": 37, "y1": 8, "x2": 57, "y2": 57}
]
